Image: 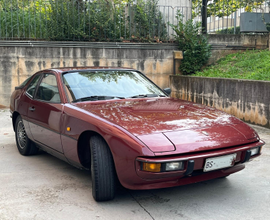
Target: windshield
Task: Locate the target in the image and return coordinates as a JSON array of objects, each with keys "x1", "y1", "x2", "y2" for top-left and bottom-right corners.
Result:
[{"x1": 62, "y1": 70, "x2": 167, "y2": 102}]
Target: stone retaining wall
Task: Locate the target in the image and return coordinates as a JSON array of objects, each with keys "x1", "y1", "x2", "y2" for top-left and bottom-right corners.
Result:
[
  {"x1": 170, "y1": 75, "x2": 270, "y2": 128},
  {"x1": 0, "y1": 42, "x2": 179, "y2": 106}
]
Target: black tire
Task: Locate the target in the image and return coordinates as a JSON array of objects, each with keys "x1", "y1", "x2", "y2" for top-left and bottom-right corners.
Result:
[
  {"x1": 15, "y1": 115, "x2": 39, "y2": 156},
  {"x1": 219, "y1": 175, "x2": 230, "y2": 179},
  {"x1": 90, "y1": 135, "x2": 116, "y2": 201}
]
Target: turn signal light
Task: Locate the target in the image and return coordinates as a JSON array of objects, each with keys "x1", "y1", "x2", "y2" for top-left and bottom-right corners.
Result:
[{"x1": 142, "y1": 162, "x2": 161, "y2": 172}]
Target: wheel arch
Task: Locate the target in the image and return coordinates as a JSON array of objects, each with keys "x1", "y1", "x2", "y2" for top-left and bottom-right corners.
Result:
[
  {"x1": 12, "y1": 111, "x2": 20, "y2": 131},
  {"x1": 77, "y1": 130, "x2": 113, "y2": 169}
]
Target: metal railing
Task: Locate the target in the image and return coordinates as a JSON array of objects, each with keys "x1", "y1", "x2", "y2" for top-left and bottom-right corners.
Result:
[
  {"x1": 193, "y1": 0, "x2": 270, "y2": 34},
  {"x1": 0, "y1": 0, "x2": 191, "y2": 42},
  {"x1": 1, "y1": 0, "x2": 269, "y2": 41}
]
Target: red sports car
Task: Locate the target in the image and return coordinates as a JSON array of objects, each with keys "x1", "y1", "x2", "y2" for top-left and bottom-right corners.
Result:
[{"x1": 10, "y1": 67, "x2": 264, "y2": 201}]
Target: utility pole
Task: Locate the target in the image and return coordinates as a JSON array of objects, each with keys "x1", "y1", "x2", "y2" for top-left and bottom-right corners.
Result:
[{"x1": 202, "y1": 0, "x2": 208, "y2": 34}]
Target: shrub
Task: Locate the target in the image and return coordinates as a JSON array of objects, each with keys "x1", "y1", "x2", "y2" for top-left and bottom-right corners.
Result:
[
  {"x1": 216, "y1": 26, "x2": 240, "y2": 34},
  {"x1": 47, "y1": 0, "x2": 167, "y2": 41},
  {"x1": 0, "y1": 0, "x2": 167, "y2": 42},
  {"x1": 0, "y1": 0, "x2": 45, "y2": 39},
  {"x1": 171, "y1": 12, "x2": 211, "y2": 75},
  {"x1": 47, "y1": 0, "x2": 125, "y2": 41},
  {"x1": 131, "y1": 0, "x2": 167, "y2": 41}
]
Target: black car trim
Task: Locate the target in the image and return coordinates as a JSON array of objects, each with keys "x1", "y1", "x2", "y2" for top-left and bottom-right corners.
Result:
[{"x1": 61, "y1": 133, "x2": 77, "y2": 141}]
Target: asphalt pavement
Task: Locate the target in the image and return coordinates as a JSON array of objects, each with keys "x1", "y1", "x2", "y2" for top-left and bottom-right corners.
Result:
[{"x1": 0, "y1": 108, "x2": 269, "y2": 220}]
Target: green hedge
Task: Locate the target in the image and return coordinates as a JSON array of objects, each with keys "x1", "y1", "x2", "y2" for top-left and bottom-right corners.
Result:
[
  {"x1": 216, "y1": 26, "x2": 241, "y2": 34},
  {"x1": 0, "y1": 0, "x2": 167, "y2": 42}
]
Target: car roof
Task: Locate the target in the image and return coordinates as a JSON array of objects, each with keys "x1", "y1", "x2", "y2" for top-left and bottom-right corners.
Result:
[{"x1": 47, "y1": 66, "x2": 135, "y2": 73}]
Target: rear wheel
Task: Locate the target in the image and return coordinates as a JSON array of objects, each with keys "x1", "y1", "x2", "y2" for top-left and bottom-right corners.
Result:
[
  {"x1": 15, "y1": 115, "x2": 39, "y2": 156},
  {"x1": 90, "y1": 135, "x2": 116, "y2": 201}
]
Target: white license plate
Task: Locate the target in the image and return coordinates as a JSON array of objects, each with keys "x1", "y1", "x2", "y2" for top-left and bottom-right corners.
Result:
[{"x1": 203, "y1": 153, "x2": 237, "y2": 172}]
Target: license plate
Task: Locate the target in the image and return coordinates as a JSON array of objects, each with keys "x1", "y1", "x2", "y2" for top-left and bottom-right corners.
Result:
[{"x1": 203, "y1": 153, "x2": 237, "y2": 172}]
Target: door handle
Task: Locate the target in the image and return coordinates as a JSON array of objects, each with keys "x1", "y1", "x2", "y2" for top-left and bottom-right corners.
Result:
[{"x1": 29, "y1": 106, "x2": 35, "y2": 112}]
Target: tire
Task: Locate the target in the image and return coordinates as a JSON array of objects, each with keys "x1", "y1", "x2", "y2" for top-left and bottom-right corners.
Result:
[
  {"x1": 15, "y1": 115, "x2": 39, "y2": 156},
  {"x1": 90, "y1": 135, "x2": 116, "y2": 201},
  {"x1": 219, "y1": 175, "x2": 230, "y2": 179}
]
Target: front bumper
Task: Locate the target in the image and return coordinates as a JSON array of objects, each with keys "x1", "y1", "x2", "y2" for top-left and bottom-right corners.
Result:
[{"x1": 120, "y1": 140, "x2": 264, "y2": 190}]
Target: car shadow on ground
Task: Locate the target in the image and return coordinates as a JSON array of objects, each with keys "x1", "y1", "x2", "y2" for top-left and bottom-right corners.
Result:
[{"x1": 31, "y1": 149, "x2": 238, "y2": 204}]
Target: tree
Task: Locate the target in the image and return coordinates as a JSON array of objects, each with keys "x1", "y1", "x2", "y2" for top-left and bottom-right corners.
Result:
[
  {"x1": 171, "y1": 13, "x2": 211, "y2": 75},
  {"x1": 193, "y1": 0, "x2": 265, "y2": 18},
  {"x1": 192, "y1": 0, "x2": 265, "y2": 33}
]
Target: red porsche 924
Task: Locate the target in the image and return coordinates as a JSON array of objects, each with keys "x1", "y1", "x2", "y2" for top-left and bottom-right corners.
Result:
[{"x1": 10, "y1": 67, "x2": 264, "y2": 201}]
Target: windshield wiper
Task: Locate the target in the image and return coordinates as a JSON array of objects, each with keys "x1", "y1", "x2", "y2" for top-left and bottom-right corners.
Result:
[
  {"x1": 128, "y1": 94, "x2": 166, "y2": 98},
  {"x1": 72, "y1": 96, "x2": 125, "y2": 103}
]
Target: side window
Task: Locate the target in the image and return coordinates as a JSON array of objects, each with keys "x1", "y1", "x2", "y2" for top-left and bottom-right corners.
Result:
[
  {"x1": 26, "y1": 74, "x2": 41, "y2": 98},
  {"x1": 35, "y1": 74, "x2": 61, "y2": 103}
]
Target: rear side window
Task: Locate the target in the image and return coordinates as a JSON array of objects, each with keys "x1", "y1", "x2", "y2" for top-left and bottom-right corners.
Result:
[
  {"x1": 26, "y1": 74, "x2": 41, "y2": 98},
  {"x1": 35, "y1": 74, "x2": 61, "y2": 103}
]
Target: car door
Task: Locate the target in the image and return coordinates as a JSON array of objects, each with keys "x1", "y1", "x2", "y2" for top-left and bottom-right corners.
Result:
[
  {"x1": 19, "y1": 74, "x2": 43, "y2": 140},
  {"x1": 27, "y1": 72, "x2": 64, "y2": 153}
]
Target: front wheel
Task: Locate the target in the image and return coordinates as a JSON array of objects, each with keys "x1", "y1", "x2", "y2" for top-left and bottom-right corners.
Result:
[
  {"x1": 90, "y1": 135, "x2": 116, "y2": 201},
  {"x1": 219, "y1": 175, "x2": 230, "y2": 179},
  {"x1": 15, "y1": 115, "x2": 39, "y2": 156}
]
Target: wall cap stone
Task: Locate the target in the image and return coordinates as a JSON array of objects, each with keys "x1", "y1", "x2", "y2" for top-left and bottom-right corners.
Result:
[
  {"x1": 170, "y1": 75, "x2": 270, "y2": 84},
  {"x1": 0, "y1": 40, "x2": 179, "y2": 50}
]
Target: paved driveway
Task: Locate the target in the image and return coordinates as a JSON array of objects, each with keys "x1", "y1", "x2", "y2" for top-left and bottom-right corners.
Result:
[{"x1": 0, "y1": 108, "x2": 269, "y2": 220}]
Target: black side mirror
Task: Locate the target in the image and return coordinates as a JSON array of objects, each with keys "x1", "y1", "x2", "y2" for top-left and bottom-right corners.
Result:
[{"x1": 163, "y1": 88, "x2": 171, "y2": 96}]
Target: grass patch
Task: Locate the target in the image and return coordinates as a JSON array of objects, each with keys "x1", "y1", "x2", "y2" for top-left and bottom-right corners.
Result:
[{"x1": 194, "y1": 49, "x2": 270, "y2": 81}]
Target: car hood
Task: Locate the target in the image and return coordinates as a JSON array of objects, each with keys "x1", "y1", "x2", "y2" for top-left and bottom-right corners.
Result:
[{"x1": 76, "y1": 98, "x2": 258, "y2": 154}]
